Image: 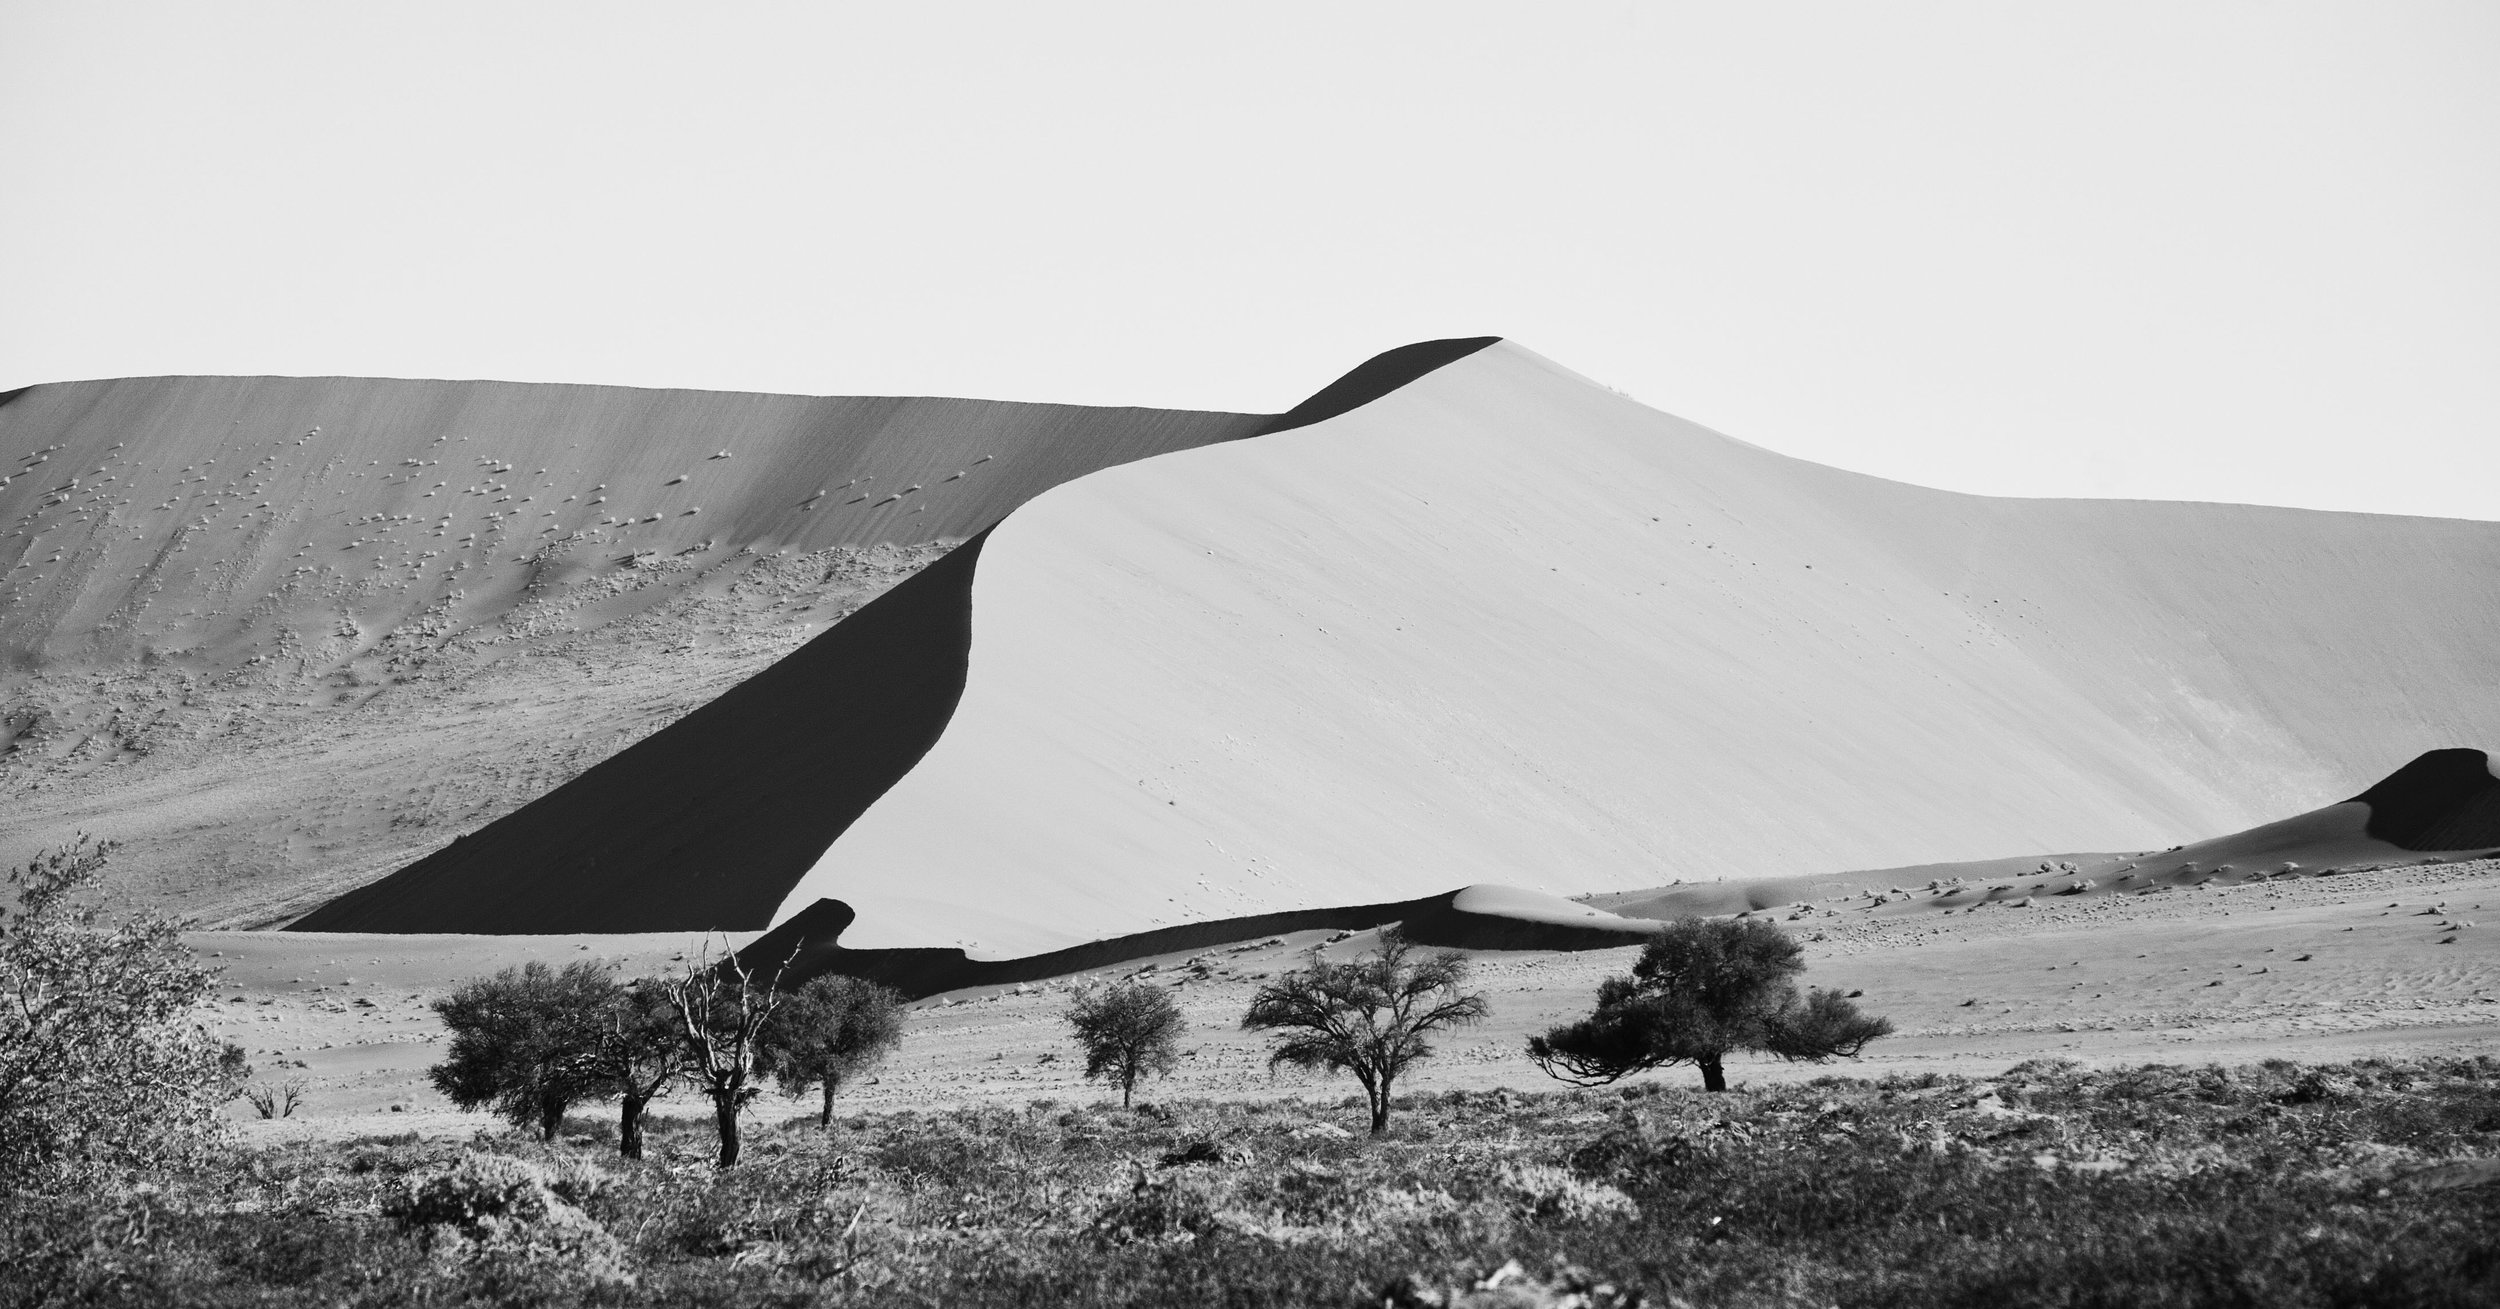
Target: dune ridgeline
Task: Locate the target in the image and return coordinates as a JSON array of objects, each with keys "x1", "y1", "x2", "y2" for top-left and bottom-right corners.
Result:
[{"x1": 7, "y1": 341, "x2": 2497, "y2": 964}]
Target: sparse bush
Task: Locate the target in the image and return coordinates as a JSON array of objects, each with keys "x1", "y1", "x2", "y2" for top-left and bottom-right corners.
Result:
[
  {"x1": 242, "y1": 1078, "x2": 307, "y2": 1119},
  {"x1": 0, "y1": 836, "x2": 239, "y2": 1190}
]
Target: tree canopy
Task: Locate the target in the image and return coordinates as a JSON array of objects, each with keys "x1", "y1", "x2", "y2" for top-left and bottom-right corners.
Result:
[
  {"x1": 429, "y1": 960, "x2": 619, "y2": 1140},
  {"x1": 1065, "y1": 980, "x2": 1184, "y2": 1108},
  {"x1": 759, "y1": 974, "x2": 906, "y2": 1127},
  {"x1": 1527, "y1": 916, "x2": 1890, "y2": 1091},
  {"x1": 1241, "y1": 928, "x2": 1487, "y2": 1134}
]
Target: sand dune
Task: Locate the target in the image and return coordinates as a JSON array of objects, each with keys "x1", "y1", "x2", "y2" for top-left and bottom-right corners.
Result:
[
  {"x1": 771, "y1": 341, "x2": 2500, "y2": 957},
  {"x1": 1, "y1": 375, "x2": 1262, "y2": 916},
  {"x1": 284, "y1": 341, "x2": 1502, "y2": 932}
]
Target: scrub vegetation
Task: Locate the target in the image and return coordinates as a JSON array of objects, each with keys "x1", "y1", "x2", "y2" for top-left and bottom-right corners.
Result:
[{"x1": 6, "y1": 1058, "x2": 2498, "y2": 1307}]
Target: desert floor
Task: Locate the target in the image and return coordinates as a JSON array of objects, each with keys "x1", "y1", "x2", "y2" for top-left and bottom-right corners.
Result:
[{"x1": 205, "y1": 856, "x2": 2500, "y2": 1144}]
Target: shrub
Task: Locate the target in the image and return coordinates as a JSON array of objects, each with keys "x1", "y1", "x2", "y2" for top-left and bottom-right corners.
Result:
[
  {"x1": 386, "y1": 1152, "x2": 632, "y2": 1288},
  {"x1": 0, "y1": 836, "x2": 239, "y2": 1190}
]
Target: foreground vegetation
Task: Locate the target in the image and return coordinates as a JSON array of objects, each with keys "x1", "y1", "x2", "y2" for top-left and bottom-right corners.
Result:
[{"x1": 5, "y1": 1057, "x2": 2496, "y2": 1307}]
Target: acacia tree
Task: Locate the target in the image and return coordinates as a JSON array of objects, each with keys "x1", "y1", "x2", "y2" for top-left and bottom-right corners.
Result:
[
  {"x1": 586, "y1": 978, "x2": 682, "y2": 1159},
  {"x1": 1242, "y1": 928, "x2": 1488, "y2": 1134},
  {"x1": 1065, "y1": 981, "x2": 1183, "y2": 1108},
  {"x1": 0, "y1": 836, "x2": 244, "y2": 1188},
  {"x1": 429, "y1": 960, "x2": 617, "y2": 1140},
  {"x1": 666, "y1": 945, "x2": 791, "y2": 1167},
  {"x1": 1527, "y1": 916, "x2": 1891, "y2": 1092},
  {"x1": 759, "y1": 974, "x2": 905, "y2": 1127}
]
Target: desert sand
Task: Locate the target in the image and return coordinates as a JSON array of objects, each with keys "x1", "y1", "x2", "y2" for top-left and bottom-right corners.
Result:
[{"x1": 205, "y1": 854, "x2": 2499, "y2": 1139}]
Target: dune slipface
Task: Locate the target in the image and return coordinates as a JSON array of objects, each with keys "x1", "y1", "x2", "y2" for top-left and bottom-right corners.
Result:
[{"x1": 771, "y1": 341, "x2": 2500, "y2": 957}]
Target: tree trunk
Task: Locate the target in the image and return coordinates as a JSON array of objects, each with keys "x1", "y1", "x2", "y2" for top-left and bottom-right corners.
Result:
[
  {"x1": 820, "y1": 1078, "x2": 838, "y2": 1129},
  {"x1": 1369, "y1": 1073, "x2": 1392, "y2": 1135},
  {"x1": 1121, "y1": 1072, "x2": 1134, "y2": 1108},
  {"x1": 1699, "y1": 1056, "x2": 1727, "y2": 1093},
  {"x1": 619, "y1": 1090, "x2": 649, "y2": 1160},
  {"x1": 539, "y1": 1095, "x2": 567, "y2": 1142},
  {"x1": 713, "y1": 1093, "x2": 742, "y2": 1168}
]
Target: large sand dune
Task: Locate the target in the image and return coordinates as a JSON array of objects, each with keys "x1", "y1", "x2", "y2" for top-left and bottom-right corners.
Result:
[
  {"x1": 0, "y1": 375, "x2": 1263, "y2": 918},
  {"x1": 771, "y1": 342, "x2": 2500, "y2": 956},
  {"x1": 285, "y1": 341, "x2": 1500, "y2": 932}
]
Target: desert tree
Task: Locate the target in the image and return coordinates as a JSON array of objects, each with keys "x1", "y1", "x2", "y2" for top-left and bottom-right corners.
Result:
[
  {"x1": 585, "y1": 977, "x2": 683, "y2": 1159},
  {"x1": 1065, "y1": 980, "x2": 1184, "y2": 1108},
  {"x1": 0, "y1": 836, "x2": 243, "y2": 1187},
  {"x1": 1527, "y1": 916, "x2": 1891, "y2": 1092},
  {"x1": 1242, "y1": 928, "x2": 1488, "y2": 1134},
  {"x1": 664, "y1": 943, "x2": 792, "y2": 1167},
  {"x1": 429, "y1": 960, "x2": 617, "y2": 1140},
  {"x1": 759, "y1": 974, "x2": 906, "y2": 1128}
]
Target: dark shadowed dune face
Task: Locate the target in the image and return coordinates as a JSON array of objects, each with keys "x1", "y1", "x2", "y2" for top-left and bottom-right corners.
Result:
[
  {"x1": 289, "y1": 535, "x2": 990, "y2": 933},
  {"x1": 2350, "y1": 748, "x2": 2500, "y2": 850},
  {"x1": 1251, "y1": 337, "x2": 1499, "y2": 436},
  {"x1": 284, "y1": 339, "x2": 1510, "y2": 933}
]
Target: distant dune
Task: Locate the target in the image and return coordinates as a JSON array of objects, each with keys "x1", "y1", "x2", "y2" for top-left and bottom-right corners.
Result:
[
  {"x1": 1590, "y1": 747, "x2": 2500, "y2": 921},
  {"x1": 0, "y1": 375, "x2": 1265, "y2": 672}
]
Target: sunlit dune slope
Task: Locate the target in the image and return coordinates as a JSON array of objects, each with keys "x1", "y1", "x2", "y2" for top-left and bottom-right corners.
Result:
[{"x1": 778, "y1": 341, "x2": 2500, "y2": 956}]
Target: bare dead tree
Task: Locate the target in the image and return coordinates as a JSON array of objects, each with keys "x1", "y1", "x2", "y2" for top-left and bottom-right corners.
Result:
[{"x1": 663, "y1": 942, "x2": 793, "y2": 1167}]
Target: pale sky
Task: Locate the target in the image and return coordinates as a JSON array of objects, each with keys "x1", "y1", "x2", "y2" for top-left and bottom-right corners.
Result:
[{"x1": 5, "y1": 2, "x2": 2493, "y2": 519}]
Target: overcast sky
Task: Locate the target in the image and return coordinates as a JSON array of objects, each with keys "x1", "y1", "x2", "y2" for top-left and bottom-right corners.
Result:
[{"x1": 5, "y1": 2, "x2": 2493, "y2": 519}]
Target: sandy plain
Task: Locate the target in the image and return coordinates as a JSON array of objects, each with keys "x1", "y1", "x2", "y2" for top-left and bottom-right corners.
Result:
[{"x1": 212, "y1": 856, "x2": 2499, "y2": 1144}]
